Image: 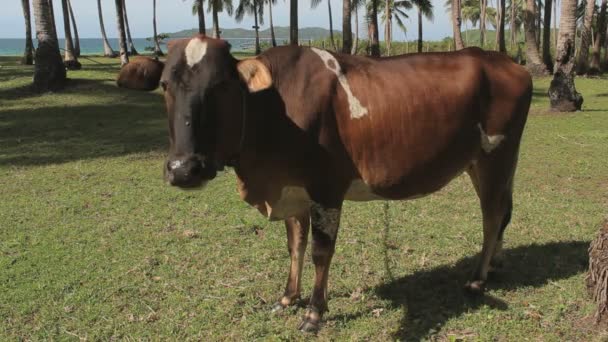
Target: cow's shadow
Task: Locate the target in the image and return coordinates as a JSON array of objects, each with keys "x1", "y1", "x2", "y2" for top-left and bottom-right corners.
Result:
[{"x1": 370, "y1": 240, "x2": 589, "y2": 340}]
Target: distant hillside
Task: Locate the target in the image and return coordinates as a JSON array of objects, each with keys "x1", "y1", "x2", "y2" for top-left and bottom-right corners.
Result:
[{"x1": 168, "y1": 26, "x2": 342, "y2": 40}]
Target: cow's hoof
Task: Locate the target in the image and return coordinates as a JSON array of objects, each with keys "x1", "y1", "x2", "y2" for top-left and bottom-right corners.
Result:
[
  {"x1": 298, "y1": 307, "x2": 321, "y2": 333},
  {"x1": 464, "y1": 280, "x2": 486, "y2": 295}
]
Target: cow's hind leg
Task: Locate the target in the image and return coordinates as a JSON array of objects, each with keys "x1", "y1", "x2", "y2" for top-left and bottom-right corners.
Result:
[
  {"x1": 272, "y1": 212, "x2": 310, "y2": 312},
  {"x1": 298, "y1": 202, "x2": 341, "y2": 333},
  {"x1": 465, "y1": 145, "x2": 518, "y2": 294}
]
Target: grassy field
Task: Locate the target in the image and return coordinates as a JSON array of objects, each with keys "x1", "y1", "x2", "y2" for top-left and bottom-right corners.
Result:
[{"x1": 1, "y1": 55, "x2": 607, "y2": 341}]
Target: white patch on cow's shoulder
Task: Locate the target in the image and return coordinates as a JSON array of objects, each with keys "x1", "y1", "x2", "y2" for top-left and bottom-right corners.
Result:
[
  {"x1": 185, "y1": 39, "x2": 208, "y2": 67},
  {"x1": 310, "y1": 47, "x2": 368, "y2": 119},
  {"x1": 265, "y1": 186, "x2": 311, "y2": 221},
  {"x1": 478, "y1": 123, "x2": 505, "y2": 153}
]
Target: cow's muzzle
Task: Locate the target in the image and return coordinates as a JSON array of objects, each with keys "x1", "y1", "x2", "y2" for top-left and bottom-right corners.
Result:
[{"x1": 165, "y1": 155, "x2": 216, "y2": 188}]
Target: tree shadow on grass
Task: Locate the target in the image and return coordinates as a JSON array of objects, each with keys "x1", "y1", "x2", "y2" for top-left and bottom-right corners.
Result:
[
  {"x1": 0, "y1": 79, "x2": 167, "y2": 166},
  {"x1": 374, "y1": 241, "x2": 589, "y2": 341}
]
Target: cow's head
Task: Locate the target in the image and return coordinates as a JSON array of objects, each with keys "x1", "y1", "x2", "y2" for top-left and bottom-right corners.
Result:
[{"x1": 161, "y1": 36, "x2": 273, "y2": 188}]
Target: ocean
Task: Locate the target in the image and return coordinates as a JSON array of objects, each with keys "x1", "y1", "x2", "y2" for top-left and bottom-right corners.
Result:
[{"x1": 0, "y1": 37, "x2": 268, "y2": 56}]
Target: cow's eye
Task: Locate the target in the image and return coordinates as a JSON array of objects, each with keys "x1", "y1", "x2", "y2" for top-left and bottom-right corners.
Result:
[{"x1": 160, "y1": 80, "x2": 168, "y2": 91}]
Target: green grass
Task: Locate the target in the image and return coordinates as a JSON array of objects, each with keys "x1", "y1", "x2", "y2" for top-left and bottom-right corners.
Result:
[{"x1": 1, "y1": 56, "x2": 607, "y2": 341}]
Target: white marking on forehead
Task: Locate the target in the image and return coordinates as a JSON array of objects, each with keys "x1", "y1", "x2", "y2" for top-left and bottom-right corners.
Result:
[
  {"x1": 478, "y1": 124, "x2": 505, "y2": 153},
  {"x1": 310, "y1": 47, "x2": 368, "y2": 119},
  {"x1": 185, "y1": 38, "x2": 208, "y2": 67}
]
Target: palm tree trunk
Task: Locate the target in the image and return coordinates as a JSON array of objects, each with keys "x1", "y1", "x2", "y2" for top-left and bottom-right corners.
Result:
[
  {"x1": 21, "y1": 0, "x2": 34, "y2": 65},
  {"x1": 48, "y1": 0, "x2": 58, "y2": 40},
  {"x1": 498, "y1": 0, "x2": 506, "y2": 52},
  {"x1": 418, "y1": 8, "x2": 423, "y2": 52},
  {"x1": 385, "y1": 0, "x2": 391, "y2": 55},
  {"x1": 254, "y1": 2, "x2": 261, "y2": 54},
  {"x1": 98, "y1": 0, "x2": 117, "y2": 57},
  {"x1": 351, "y1": 5, "x2": 359, "y2": 54},
  {"x1": 269, "y1": 0, "x2": 277, "y2": 47},
  {"x1": 480, "y1": 0, "x2": 487, "y2": 47},
  {"x1": 369, "y1": 0, "x2": 380, "y2": 56},
  {"x1": 32, "y1": 0, "x2": 66, "y2": 91},
  {"x1": 61, "y1": 0, "x2": 81, "y2": 70},
  {"x1": 153, "y1": 0, "x2": 163, "y2": 56},
  {"x1": 67, "y1": 0, "x2": 80, "y2": 57},
  {"x1": 510, "y1": 0, "x2": 516, "y2": 49},
  {"x1": 554, "y1": 0, "x2": 558, "y2": 49},
  {"x1": 122, "y1": 0, "x2": 138, "y2": 55},
  {"x1": 524, "y1": 0, "x2": 548, "y2": 75},
  {"x1": 536, "y1": 0, "x2": 541, "y2": 47},
  {"x1": 548, "y1": 0, "x2": 582, "y2": 111},
  {"x1": 590, "y1": 0, "x2": 607, "y2": 73},
  {"x1": 575, "y1": 0, "x2": 594, "y2": 74},
  {"x1": 452, "y1": 0, "x2": 465, "y2": 49},
  {"x1": 342, "y1": 0, "x2": 352, "y2": 53},
  {"x1": 290, "y1": 0, "x2": 298, "y2": 44},
  {"x1": 115, "y1": 0, "x2": 129, "y2": 66},
  {"x1": 197, "y1": 0, "x2": 206, "y2": 34},
  {"x1": 542, "y1": 0, "x2": 553, "y2": 69},
  {"x1": 213, "y1": 2, "x2": 221, "y2": 38},
  {"x1": 328, "y1": 0, "x2": 337, "y2": 50}
]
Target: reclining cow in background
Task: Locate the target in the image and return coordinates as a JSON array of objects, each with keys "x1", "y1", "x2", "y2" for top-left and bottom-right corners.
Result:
[
  {"x1": 159, "y1": 36, "x2": 533, "y2": 332},
  {"x1": 116, "y1": 56, "x2": 164, "y2": 91}
]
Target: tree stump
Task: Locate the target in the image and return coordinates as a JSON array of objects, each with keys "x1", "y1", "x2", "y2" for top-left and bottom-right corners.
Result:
[{"x1": 586, "y1": 219, "x2": 608, "y2": 323}]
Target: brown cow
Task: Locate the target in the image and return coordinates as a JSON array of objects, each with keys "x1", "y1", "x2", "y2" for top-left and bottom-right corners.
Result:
[
  {"x1": 116, "y1": 56, "x2": 164, "y2": 91},
  {"x1": 160, "y1": 36, "x2": 532, "y2": 332}
]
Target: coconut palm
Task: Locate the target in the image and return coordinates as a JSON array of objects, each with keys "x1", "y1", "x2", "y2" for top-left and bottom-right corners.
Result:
[
  {"x1": 312, "y1": 0, "x2": 337, "y2": 51},
  {"x1": 368, "y1": 0, "x2": 381, "y2": 56},
  {"x1": 235, "y1": 0, "x2": 264, "y2": 54},
  {"x1": 122, "y1": 0, "x2": 138, "y2": 55},
  {"x1": 61, "y1": 0, "x2": 81, "y2": 70},
  {"x1": 209, "y1": 0, "x2": 234, "y2": 38},
  {"x1": 290, "y1": 0, "x2": 298, "y2": 44},
  {"x1": 21, "y1": 0, "x2": 34, "y2": 65},
  {"x1": 192, "y1": 0, "x2": 207, "y2": 34},
  {"x1": 378, "y1": 0, "x2": 411, "y2": 54},
  {"x1": 342, "y1": 0, "x2": 353, "y2": 53},
  {"x1": 98, "y1": 0, "x2": 117, "y2": 57},
  {"x1": 414, "y1": 0, "x2": 434, "y2": 53},
  {"x1": 32, "y1": 0, "x2": 66, "y2": 91},
  {"x1": 153, "y1": 0, "x2": 163, "y2": 56},
  {"x1": 575, "y1": 0, "x2": 596, "y2": 74},
  {"x1": 548, "y1": 0, "x2": 582, "y2": 111},
  {"x1": 589, "y1": 0, "x2": 607, "y2": 73},
  {"x1": 266, "y1": 0, "x2": 278, "y2": 46},
  {"x1": 448, "y1": 0, "x2": 466, "y2": 49},
  {"x1": 507, "y1": 0, "x2": 524, "y2": 48},
  {"x1": 351, "y1": 0, "x2": 365, "y2": 54},
  {"x1": 67, "y1": 0, "x2": 80, "y2": 57},
  {"x1": 524, "y1": 0, "x2": 548, "y2": 75},
  {"x1": 115, "y1": 0, "x2": 129, "y2": 66},
  {"x1": 542, "y1": 0, "x2": 552, "y2": 68},
  {"x1": 497, "y1": 0, "x2": 506, "y2": 52}
]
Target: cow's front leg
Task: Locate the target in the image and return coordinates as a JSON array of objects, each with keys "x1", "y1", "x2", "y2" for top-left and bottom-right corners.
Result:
[
  {"x1": 272, "y1": 212, "x2": 310, "y2": 312},
  {"x1": 299, "y1": 202, "x2": 341, "y2": 333}
]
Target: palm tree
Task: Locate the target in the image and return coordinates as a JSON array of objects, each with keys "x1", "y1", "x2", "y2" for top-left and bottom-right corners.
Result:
[
  {"x1": 193, "y1": 0, "x2": 207, "y2": 34},
  {"x1": 67, "y1": 0, "x2": 80, "y2": 57},
  {"x1": 122, "y1": 0, "x2": 138, "y2": 55},
  {"x1": 266, "y1": 0, "x2": 278, "y2": 46},
  {"x1": 98, "y1": 0, "x2": 117, "y2": 57},
  {"x1": 378, "y1": 0, "x2": 412, "y2": 55},
  {"x1": 209, "y1": 0, "x2": 234, "y2": 38},
  {"x1": 575, "y1": 0, "x2": 595, "y2": 74},
  {"x1": 312, "y1": 0, "x2": 337, "y2": 51},
  {"x1": 451, "y1": 0, "x2": 466, "y2": 49},
  {"x1": 342, "y1": 0, "x2": 353, "y2": 53},
  {"x1": 61, "y1": 0, "x2": 81, "y2": 70},
  {"x1": 480, "y1": 0, "x2": 488, "y2": 47},
  {"x1": 290, "y1": 0, "x2": 298, "y2": 44},
  {"x1": 115, "y1": 0, "x2": 129, "y2": 66},
  {"x1": 351, "y1": 0, "x2": 365, "y2": 53},
  {"x1": 524, "y1": 0, "x2": 548, "y2": 75},
  {"x1": 32, "y1": 0, "x2": 66, "y2": 91},
  {"x1": 21, "y1": 0, "x2": 34, "y2": 65},
  {"x1": 235, "y1": 0, "x2": 263, "y2": 54},
  {"x1": 548, "y1": 0, "x2": 582, "y2": 111},
  {"x1": 589, "y1": 0, "x2": 607, "y2": 73},
  {"x1": 414, "y1": 0, "x2": 433, "y2": 52},
  {"x1": 153, "y1": 0, "x2": 164, "y2": 56},
  {"x1": 498, "y1": 0, "x2": 506, "y2": 52},
  {"x1": 369, "y1": 0, "x2": 381, "y2": 56},
  {"x1": 542, "y1": 0, "x2": 552, "y2": 68}
]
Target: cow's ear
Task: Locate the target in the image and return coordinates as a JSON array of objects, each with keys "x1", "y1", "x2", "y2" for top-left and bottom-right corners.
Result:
[{"x1": 237, "y1": 59, "x2": 272, "y2": 93}]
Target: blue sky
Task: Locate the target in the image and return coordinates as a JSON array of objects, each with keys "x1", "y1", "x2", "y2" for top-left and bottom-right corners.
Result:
[{"x1": 1, "y1": 0, "x2": 455, "y2": 41}]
